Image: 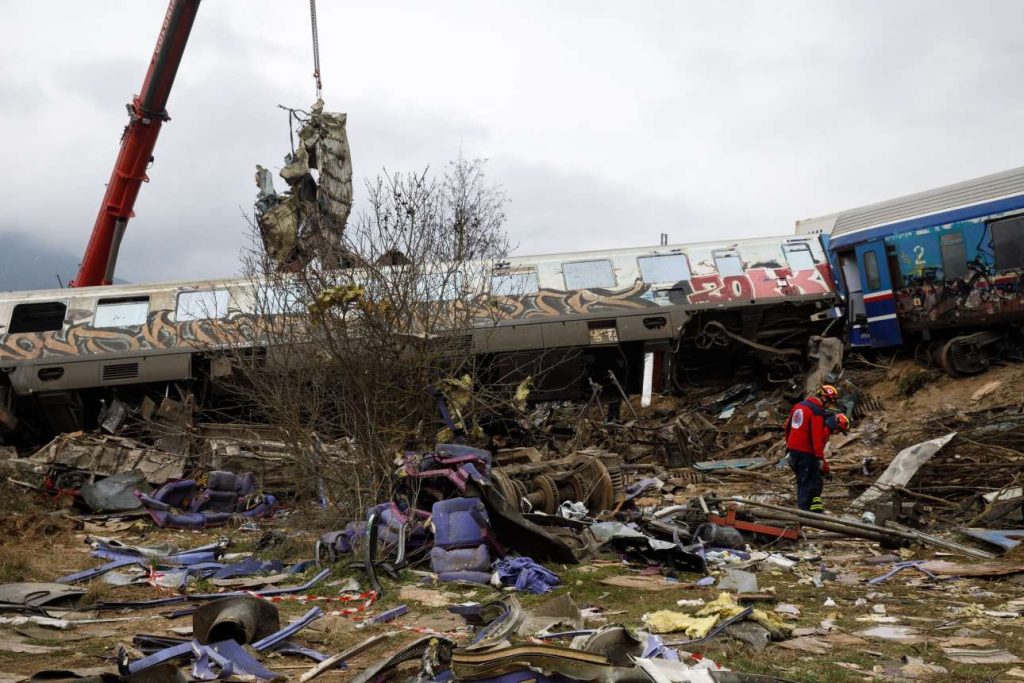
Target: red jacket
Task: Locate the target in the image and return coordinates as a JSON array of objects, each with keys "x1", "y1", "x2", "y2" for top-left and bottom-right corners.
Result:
[{"x1": 785, "y1": 397, "x2": 831, "y2": 459}]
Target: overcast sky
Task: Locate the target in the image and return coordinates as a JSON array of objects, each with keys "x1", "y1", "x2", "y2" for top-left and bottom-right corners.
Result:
[{"x1": 2, "y1": 0, "x2": 1023, "y2": 287}]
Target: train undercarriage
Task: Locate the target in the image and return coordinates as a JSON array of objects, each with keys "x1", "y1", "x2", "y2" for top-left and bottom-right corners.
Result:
[{"x1": 1, "y1": 300, "x2": 839, "y2": 450}]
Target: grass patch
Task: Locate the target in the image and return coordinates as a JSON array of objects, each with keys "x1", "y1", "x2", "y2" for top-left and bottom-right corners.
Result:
[{"x1": 79, "y1": 580, "x2": 115, "y2": 606}]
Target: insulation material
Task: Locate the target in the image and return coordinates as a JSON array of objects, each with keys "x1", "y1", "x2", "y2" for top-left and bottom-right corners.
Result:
[
  {"x1": 642, "y1": 592, "x2": 746, "y2": 637},
  {"x1": 641, "y1": 612, "x2": 719, "y2": 638},
  {"x1": 256, "y1": 100, "x2": 352, "y2": 269}
]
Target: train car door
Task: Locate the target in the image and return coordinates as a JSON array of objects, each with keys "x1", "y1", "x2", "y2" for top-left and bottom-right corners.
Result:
[
  {"x1": 836, "y1": 250, "x2": 869, "y2": 346},
  {"x1": 854, "y1": 240, "x2": 902, "y2": 347}
]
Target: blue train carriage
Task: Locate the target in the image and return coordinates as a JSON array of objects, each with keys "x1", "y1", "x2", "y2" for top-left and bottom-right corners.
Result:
[{"x1": 822, "y1": 165, "x2": 1024, "y2": 374}]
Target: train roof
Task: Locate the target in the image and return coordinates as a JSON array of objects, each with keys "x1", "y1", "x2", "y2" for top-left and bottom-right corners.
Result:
[
  {"x1": 0, "y1": 232, "x2": 820, "y2": 303},
  {"x1": 830, "y1": 165, "x2": 1024, "y2": 247}
]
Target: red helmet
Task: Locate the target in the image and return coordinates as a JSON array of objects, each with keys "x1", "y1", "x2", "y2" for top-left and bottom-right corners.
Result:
[
  {"x1": 831, "y1": 413, "x2": 851, "y2": 433},
  {"x1": 817, "y1": 384, "x2": 840, "y2": 404}
]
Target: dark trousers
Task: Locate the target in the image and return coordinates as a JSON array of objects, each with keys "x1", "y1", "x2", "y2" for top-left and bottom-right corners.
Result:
[{"x1": 789, "y1": 450, "x2": 824, "y2": 512}]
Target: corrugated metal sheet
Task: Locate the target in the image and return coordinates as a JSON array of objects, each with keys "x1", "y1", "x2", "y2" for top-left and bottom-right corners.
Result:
[{"x1": 832, "y1": 165, "x2": 1024, "y2": 239}]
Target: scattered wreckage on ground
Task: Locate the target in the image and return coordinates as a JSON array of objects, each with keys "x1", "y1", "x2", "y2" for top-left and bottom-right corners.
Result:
[{"x1": 4, "y1": 363, "x2": 1024, "y2": 680}]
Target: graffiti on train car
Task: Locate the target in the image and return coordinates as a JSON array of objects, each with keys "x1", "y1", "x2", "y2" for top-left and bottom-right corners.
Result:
[
  {"x1": 476, "y1": 264, "x2": 830, "y2": 323},
  {"x1": 1, "y1": 262, "x2": 834, "y2": 363},
  {"x1": 895, "y1": 271, "x2": 1024, "y2": 327},
  {"x1": 478, "y1": 281, "x2": 659, "y2": 322},
  {"x1": 686, "y1": 265, "x2": 832, "y2": 305},
  {"x1": 876, "y1": 213, "x2": 1024, "y2": 328},
  {"x1": 0, "y1": 310, "x2": 262, "y2": 362}
]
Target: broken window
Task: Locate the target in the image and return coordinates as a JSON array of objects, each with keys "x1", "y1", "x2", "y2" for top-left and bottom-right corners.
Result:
[
  {"x1": 491, "y1": 270, "x2": 540, "y2": 296},
  {"x1": 94, "y1": 297, "x2": 150, "y2": 328},
  {"x1": 563, "y1": 259, "x2": 616, "y2": 290},
  {"x1": 712, "y1": 249, "x2": 744, "y2": 278},
  {"x1": 8, "y1": 301, "x2": 66, "y2": 333},
  {"x1": 939, "y1": 233, "x2": 967, "y2": 280},
  {"x1": 176, "y1": 290, "x2": 230, "y2": 321},
  {"x1": 782, "y1": 243, "x2": 816, "y2": 271},
  {"x1": 863, "y1": 251, "x2": 882, "y2": 290},
  {"x1": 638, "y1": 254, "x2": 691, "y2": 284},
  {"x1": 991, "y1": 216, "x2": 1024, "y2": 271}
]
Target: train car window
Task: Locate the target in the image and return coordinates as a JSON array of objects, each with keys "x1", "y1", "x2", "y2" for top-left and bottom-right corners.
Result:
[
  {"x1": 491, "y1": 270, "x2": 539, "y2": 296},
  {"x1": 94, "y1": 297, "x2": 150, "y2": 328},
  {"x1": 253, "y1": 286, "x2": 303, "y2": 314},
  {"x1": 712, "y1": 250, "x2": 744, "y2": 278},
  {"x1": 563, "y1": 259, "x2": 616, "y2": 290},
  {"x1": 638, "y1": 254, "x2": 691, "y2": 284},
  {"x1": 782, "y1": 243, "x2": 816, "y2": 271},
  {"x1": 939, "y1": 233, "x2": 967, "y2": 280},
  {"x1": 863, "y1": 251, "x2": 882, "y2": 290},
  {"x1": 8, "y1": 301, "x2": 66, "y2": 333},
  {"x1": 416, "y1": 271, "x2": 465, "y2": 301},
  {"x1": 991, "y1": 216, "x2": 1024, "y2": 271},
  {"x1": 176, "y1": 289, "x2": 230, "y2": 321}
]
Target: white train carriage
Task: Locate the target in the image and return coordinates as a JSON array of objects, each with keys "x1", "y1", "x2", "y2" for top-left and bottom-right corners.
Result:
[{"x1": 0, "y1": 233, "x2": 837, "y2": 437}]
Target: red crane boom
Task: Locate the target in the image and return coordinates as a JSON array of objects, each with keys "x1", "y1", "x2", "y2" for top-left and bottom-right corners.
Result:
[{"x1": 72, "y1": 0, "x2": 201, "y2": 287}]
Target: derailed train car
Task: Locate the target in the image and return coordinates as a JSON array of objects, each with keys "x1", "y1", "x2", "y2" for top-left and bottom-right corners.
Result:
[
  {"x1": 813, "y1": 165, "x2": 1024, "y2": 374},
  {"x1": 0, "y1": 233, "x2": 838, "y2": 441}
]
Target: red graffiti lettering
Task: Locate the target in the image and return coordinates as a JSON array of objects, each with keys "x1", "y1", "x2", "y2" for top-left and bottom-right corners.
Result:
[
  {"x1": 722, "y1": 275, "x2": 754, "y2": 300},
  {"x1": 687, "y1": 274, "x2": 725, "y2": 304},
  {"x1": 788, "y1": 267, "x2": 829, "y2": 294},
  {"x1": 747, "y1": 268, "x2": 783, "y2": 299}
]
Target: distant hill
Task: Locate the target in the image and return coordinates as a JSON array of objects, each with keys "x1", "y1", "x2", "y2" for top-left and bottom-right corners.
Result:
[
  {"x1": 0, "y1": 233, "x2": 81, "y2": 291},
  {"x1": 0, "y1": 233, "x2": 129, "y2": 292}
]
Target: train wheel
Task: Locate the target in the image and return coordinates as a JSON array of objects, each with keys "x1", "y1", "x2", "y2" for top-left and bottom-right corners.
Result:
[
  {"x1": 533, "y1": 475, "x2": 559, "y2": 514},
  {"x1": 939, "y1": 334, "x2": 993, "y2": 377}
]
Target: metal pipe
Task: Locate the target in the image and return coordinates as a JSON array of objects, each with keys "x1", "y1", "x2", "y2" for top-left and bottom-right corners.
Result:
[{"x1": 715, "y1": 497, "x2": 995, "y2": 559}]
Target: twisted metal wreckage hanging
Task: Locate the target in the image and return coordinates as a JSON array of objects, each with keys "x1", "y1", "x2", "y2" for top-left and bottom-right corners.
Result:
[{"x1": 254, "y1": 101, "x2": 354, "y2": 271}]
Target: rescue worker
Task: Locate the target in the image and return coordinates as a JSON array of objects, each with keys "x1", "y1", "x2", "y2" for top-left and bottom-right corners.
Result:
[{"x1": 785, "y1": 385, "x2": 849, "y2": 513}]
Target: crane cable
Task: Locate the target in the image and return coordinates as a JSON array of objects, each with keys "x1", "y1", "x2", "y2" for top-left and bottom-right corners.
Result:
[{"x1": 309, "y1": 0, "x2": 323, "y2": 100}]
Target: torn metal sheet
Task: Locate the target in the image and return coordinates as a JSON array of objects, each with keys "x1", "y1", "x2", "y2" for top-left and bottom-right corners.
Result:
[
  {"x1": 80, "y1": 471, "x2": 144, "y2": 512},
  {"x1": 960, "y1": 528, "x2": 1024, "y2": 552},
  {"x1": 979, "y1": 487, "x2": 1024, "y2": 523},
  {"x1": 256, "y1": 100, "x2": 352, "y2": 269},
  {"x1": 519, "y1": 593, "x2": 583, "y2": 636},
  {"x1": 693, "y1": 457, "x2": 767, "y2": 471},
  {"x1": 0, "y1": 583, "x2": 85, "y2": 608},
  {"x1": 27, "y1": 433, "x2": 184, "y2": 485},
  {"x1": 850, "y1": 432, "x2": 956, "y2": 508},
  {"x1": 350, "y1": 636, "x2": 453, "y2": 683}
]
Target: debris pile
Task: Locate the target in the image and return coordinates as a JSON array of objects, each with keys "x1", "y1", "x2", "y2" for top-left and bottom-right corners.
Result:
[{"x1": 2, "y1": 357, "x2": 1024, "y2": 680}]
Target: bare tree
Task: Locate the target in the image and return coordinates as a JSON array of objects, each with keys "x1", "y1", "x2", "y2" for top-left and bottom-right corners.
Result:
[{"x1": 229, "y1": 157, "x2": 526, "y2": 514}]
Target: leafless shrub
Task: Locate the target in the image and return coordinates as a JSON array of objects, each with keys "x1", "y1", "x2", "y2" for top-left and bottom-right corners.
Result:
[{"x1": 228, "y1": 158, "x2": 532, "y2": 517}]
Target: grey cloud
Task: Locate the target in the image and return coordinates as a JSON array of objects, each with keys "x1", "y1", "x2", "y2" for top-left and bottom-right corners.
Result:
[
  {"x1": 0, "y1": 232, "x2": 83, "y2": 291},
  {"x1": 492, "y1": 159, "x2": 702, "y2": 256},
  {"x1": 3, "y1": 0, "x2": 1024, "y2": 291}
]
